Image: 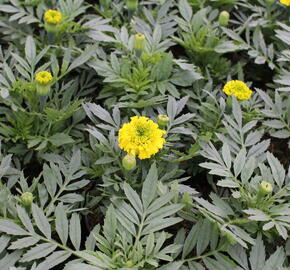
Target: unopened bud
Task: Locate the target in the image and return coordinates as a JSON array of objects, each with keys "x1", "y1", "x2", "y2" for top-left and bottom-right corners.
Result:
[
  {"x1": 125, "y1": 260, "x2": 134, "y2": 266},
  {"x1": 180, "y1": 192, "x2": 192, "y2": 208},
  {"x1": 259, "y1": 181, "x2": 273, "y2": 196},
  {"x1": 157, "y1": 114, "x2": 169, "y2": 127},
  {"x1": 21, "y1": 192, "x2": 33, "y2": 207},
  {"x1": 35, "y1": 71, "x2": 53, "y2": 96},
  {"x1": 219, "y1": 11, "x2": 230, "y2": 26},
  {"x1": 122, "y1": 154, "x2": 136, "y2": 171},
  {"x1": 134, "y1": 33, "x2": 145, "y2": 56},
  {"x1": 126, "y1": 0, "x2": 138, "y2": 11}
]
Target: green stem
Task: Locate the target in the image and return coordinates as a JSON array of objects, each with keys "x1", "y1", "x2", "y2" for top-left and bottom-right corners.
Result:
[{"x1": 184, "y1": 248, "x2": 222, "y2": 262}]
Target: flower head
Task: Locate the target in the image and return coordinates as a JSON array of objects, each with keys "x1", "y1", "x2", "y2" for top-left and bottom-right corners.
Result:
[
  {"x1": 280, "y1": 0, "x2": 290, "y2": 5},
  {"x1": 35, "y1": 71, "x2": 53, "y2": 85},
  {"x1": 44, "y1": 9, "x2": 62, "y2": 24},
  {"x1": 222, "y1": 80, "x2": 252, "y2": 100},
  {"x1": 118, "y1": 116, "x2": 166, "y2": 159}
]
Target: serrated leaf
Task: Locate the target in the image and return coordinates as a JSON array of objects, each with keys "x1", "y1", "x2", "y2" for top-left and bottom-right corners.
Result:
[
  {"x1": 32, "y1": 204, "x2": 51, "y2": 239},
  {"x1": 20, "y1": 243, "x2": 57, "y2": 262},
  {"x1": 17, "y1": 205, "x2": 35, "y2": 233},
  {"x1": 123, "y1": 183, "x2": 143, "y2": 215},
  {"x1": 142, "y1": 163, "x2": 158, "y2": 209},
  {"x1": 142, "y1": 217, "x2": 182, "y2": 235},
  {"x1": 0, "y1": 219, "x2": 28, "y2": 236},
  {"x1": 35, "y1": 251, "x2": 71, "y2": 270},
  {"x1": 233, "y1": 148, "x2": 246, "y2": 177},
  {"x1": 55, "y1": 204, "x2": 68, "y2": 245},
  {"x1": 70, "y1": 213, "x2": 81, "y2": 250},
  {"x1": 9, "y1": 236, "x2": 39, "y2": 250},
  {"x1": 267, "y1": 152, "x2": 285, "y2": 188},
  {"x1": 25, "y1": 36, "x2": 36, "y2": 65}
]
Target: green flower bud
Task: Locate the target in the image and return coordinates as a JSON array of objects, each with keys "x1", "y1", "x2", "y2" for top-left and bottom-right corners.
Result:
[
  {"x1": 259, "y1": 181, "x2": 273, "y2": 196},
  {"x1": 122, "y1": 154, "x2": 136, "y2": 171},
  {"x1": 126, "y1": 0, "x2": 138, "y2": 11},
  {"x1": 21, "y1": 192, "x2": 33, "y2": 207},
  {"x1": 180, "y1": 192, "x2": 192, "y2": 208},
  {"x1": 221, "y1": 231, "x2": 237, "y2": 245},
  {"x1": 219, "y1": 11, "x2": 230, "y2": 26},
  {"x1": 134, "y1": 33, "x2": 145, "y2": 56},
  {"x1": 157, "y1": 114, "x2": 170, "y2": 127},
  {"x1": 125, "y1": 260, "x2": 134, "y2": 266},
  {"x1": 266, "y1": 0, "x2": 275, "y2": 3}
]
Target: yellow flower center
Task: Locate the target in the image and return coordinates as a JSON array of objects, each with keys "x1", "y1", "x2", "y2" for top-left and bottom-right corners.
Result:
[
  {"x1": 44, "y1": 9, "x2": 62, "y2": 24},
  {"x1": 222, "y1": 80, "x2": 252, "y2": 100},
  {"x1": 118, "y1": 116, "x2": 166, "y2": 159},
  {"x1": 35, "y1": 71, "x2": 53, "y2": 85}
]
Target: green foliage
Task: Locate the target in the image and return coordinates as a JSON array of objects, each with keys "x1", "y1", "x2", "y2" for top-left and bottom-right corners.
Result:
[{"x1": 0, "y1": 0, "x2": 289, "y2": 269}]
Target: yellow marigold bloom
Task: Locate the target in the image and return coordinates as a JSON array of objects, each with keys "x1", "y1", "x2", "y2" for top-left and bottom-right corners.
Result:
[
  {"x1": 222, "y1": 80, "x2": 252, "y2": 100},
  {"x1": 35, "y1": 71, "x2": 53, "y2": 85},
  {"x1": 118, "y1": 116, "x2": 166, "y2": 159},
  {"x1": 44, "y1": 9, "x2": 62, "y2": 24},
  {"x1": 280, "y1": 0, "x2": 290, "y2": 5}
]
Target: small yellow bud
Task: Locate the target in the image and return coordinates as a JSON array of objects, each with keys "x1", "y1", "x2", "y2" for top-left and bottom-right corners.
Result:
[
  {"x1": 21, "y1": 192, "x2": 33, "y2": 207},
  {"x1": 259, "y1": 181, "x2": 273, "y2": 196},
  {"x1": 219, "y1": 11, "x2": 230, "y2": 26},
  {"x1": 44, "y1": 10, "x2": 62, "y2": 25},
  {"x1": 122, "y1": 154, "x2": 136, "y2": 171},
  {"x1": 44, "y1": 10, "x2": 62, "y2": 33},
  {"x1": 133, "y1": 33, "x2": 145, "y2": 55},
  {"x1": 35, "y1": 71, "x2": 53, "y2": 96},
  {"x1": 157, "y1": 114, "x2": 170, "y2": 127}
]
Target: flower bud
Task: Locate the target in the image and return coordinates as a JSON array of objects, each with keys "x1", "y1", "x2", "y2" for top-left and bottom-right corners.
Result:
[
  {"x1": 259, "y1": 181, "x2": 273, "y2": 196},
  {"x1": 180, "y1": 192, "x2": 192, "y2": 208},
  {"x1": 125, "y1": 260, "x2": 134, "y2": 266},
  {"x1": 21, "y1": 192, "x2": 33, "y2": 207},
  {"x1": 122, "y1": 154, "x2": 136, "y2": 171},
  {"x1": 219, "y1": 11, "x2": 230, "y2": 26},
  {"x1": 222, "y1": 231, "x2": 237, "y2": 245},
  {"x1": 157, "y1": 114, "x2": 169, "y2": 127},
  {"x1": 126, "y1": 0, "x2": 138, "y2": 11},
  {"x1": 134, "y1": 33, "x2": 145, "y2": 56},
  {"x1": 35, "y1": 71, "x2": 53, "y2": 96},
  {"x1": 266, "y1": 0, "x2": 275, "y2": 3},
  {"x1": 44, "y1": 10, "x2": 62, "y2": 33}
]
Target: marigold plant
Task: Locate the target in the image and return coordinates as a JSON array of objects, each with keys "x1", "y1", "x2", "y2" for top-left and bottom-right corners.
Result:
[{"x1": 118, "y1": 116, "x2": 166, "y2": 159}]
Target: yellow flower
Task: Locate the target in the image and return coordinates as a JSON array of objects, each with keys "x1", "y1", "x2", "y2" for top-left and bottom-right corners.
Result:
[
  {"x1": 280, "y1": 0, "x2": 290, "y2": 5},
  {"x1": 118, "y1": 116, "x2": 166, "y2": 159},
  {"x1": 44, "y1": 9, "x2": 62, "y2": 24},
  {"x1": 35, "y1": 71, "x2": 53, "y2": 85},
  {"x1": 222, "y1": 80, "x2": 252, "y2": 100}
]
